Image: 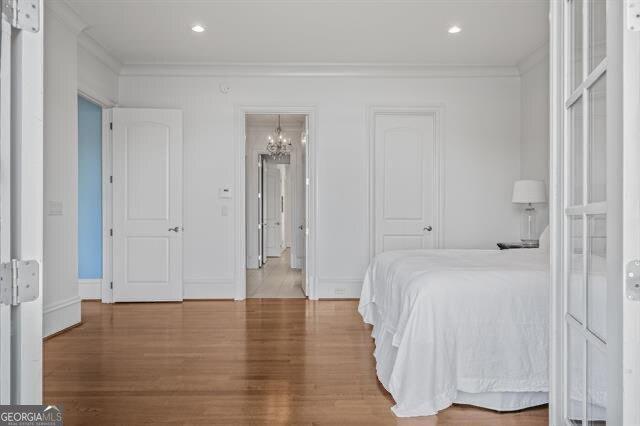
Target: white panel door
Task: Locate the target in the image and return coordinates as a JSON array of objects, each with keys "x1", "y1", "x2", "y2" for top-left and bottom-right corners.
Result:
[
  {"x1": 112, "y1": 108, "x2": 183, "y2": 302},
  {"x1": 264, "y1": 163, "x2": 282, "y2": 258},
  {"x1": 374, "y1": 113, "x2": 436, "y2": 254}
]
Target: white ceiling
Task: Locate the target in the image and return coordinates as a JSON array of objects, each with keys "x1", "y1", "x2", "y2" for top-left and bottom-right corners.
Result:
[{"x1": 65, "y1": 0, "x2": 549, "y2": 67}]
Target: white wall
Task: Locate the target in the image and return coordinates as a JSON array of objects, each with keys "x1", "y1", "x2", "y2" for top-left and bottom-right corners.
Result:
[
  {"x1": 43, "y1": 1, "x2": 120, "y2": 335},
  {"x1": 43, "y1": 5, "x2": 83, "y2": 337},
  {"x1": 119, "y1": 74, "x2": 522, "y2": 298},
  {"x1": 519, "y1": 46, "x2": 550, "y2": 235},
  {"x1": 77, "y1": 34, "x2": 120, "y2": 106}
]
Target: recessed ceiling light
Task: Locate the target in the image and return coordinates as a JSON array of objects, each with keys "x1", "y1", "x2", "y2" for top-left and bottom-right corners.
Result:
[
  {"x1": 192, "y1": 24, "x2": 205, "y2": 33},
  {"x1": 448, "y1": 25, "x2": 462, "y2": 34}
]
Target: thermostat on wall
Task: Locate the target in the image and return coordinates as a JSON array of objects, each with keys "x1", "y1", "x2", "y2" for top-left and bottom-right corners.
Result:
[{"x1": 219, "y1": 188, "x2": 232, "y2": 199}]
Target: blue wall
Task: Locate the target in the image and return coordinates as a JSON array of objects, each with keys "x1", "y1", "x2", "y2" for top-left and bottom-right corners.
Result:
[{"x1": 78, "y1": 96, "x2": 103, "y2": 279}]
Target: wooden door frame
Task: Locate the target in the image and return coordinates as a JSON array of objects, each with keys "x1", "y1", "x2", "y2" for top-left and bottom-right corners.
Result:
[
  {"x1": 367, "y1": 105, "x2": 445, "y2": 259},
  {"x1": 235, "y1": 106, "x2": 318, "y2": 300}
]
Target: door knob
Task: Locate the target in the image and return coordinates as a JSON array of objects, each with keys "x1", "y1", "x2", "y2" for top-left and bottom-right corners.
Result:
[
  {"x1": 298, "y1": 225, "x2": 304, "y2": 230},
  {"x1": 275, "y1": 222, "x2": 281, "y2": 226},
  {"x1": 168, "y1": 226, "x2": 183, "y2": 232},
  {"x1": 424, "y1": 225, "x2": 432, "y2": 232}
]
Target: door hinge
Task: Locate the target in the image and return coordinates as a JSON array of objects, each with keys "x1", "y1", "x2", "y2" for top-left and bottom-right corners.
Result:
[
  {"x1": 626, "y1": 260, "x2": 640, "y2": 301},
  {"x1": 109, "y1": 228, "x2": 113, "y2": 237},
  {"x1": 110, "y1": 122, "x2": 113, "y2": 130},
  {"x1": 109, "y1": 175, "x2": 113, "y2": 184},
  {"x1": 109, "y1": 281, "x2": 113, "y2": 290},
  {"x1": 1, "y1": 0, "x2": 40, "y2": 33},
  {"x1": 628, "y1": 0, "x2": 640, "y2": 31},
  {"x1": 0, "y1": 260, "x2": 39, "y2": 306}
]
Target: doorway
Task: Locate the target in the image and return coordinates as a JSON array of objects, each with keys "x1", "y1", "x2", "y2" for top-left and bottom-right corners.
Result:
[{"x1": 244, "y1": 114, "x2": 308, "y2": 298}]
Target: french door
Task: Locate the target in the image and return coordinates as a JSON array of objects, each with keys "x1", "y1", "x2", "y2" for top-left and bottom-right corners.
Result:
[
  {"x1": 0, "y1": 0, "x2": 43, "y2": 404},
  {"x1": 551, "y1": 0, "x2": 638, "y2": 424}
]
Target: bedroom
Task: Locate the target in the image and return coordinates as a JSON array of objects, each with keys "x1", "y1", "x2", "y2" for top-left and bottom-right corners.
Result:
[{"x1": 1, "y1": 0, "x2": 639, "y2": 424}]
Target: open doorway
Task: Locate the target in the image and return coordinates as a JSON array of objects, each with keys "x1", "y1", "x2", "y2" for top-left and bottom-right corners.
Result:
[{"x1": 245, "y1": 114, "x2": 307, "y2": 298}]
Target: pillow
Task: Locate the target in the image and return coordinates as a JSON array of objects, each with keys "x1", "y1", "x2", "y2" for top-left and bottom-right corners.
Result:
[{"x1": 539, "y1": 225, "x2": 550, "y2": 251}]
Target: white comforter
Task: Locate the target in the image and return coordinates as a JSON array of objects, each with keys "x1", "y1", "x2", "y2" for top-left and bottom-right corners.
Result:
[{"x1": 358, "y1": 249, "x2": 549, "y2": 417}]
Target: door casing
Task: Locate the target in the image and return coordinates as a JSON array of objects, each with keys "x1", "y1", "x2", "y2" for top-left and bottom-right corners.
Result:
[{"x1": 236, "y1": 106, "x2": 317, "y2": 300}]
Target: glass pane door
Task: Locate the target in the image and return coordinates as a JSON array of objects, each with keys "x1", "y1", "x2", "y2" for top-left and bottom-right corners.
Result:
[{"x1": 563, "y1": 0, "x2": 608, "y2": 424}]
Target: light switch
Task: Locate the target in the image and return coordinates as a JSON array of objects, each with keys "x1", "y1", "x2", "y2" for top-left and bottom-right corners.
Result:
[
  {"x1": 219, "y1": 188, "x2": 232, "y2": 199},
  {"x1": 221, "y1": 206, "x2": 229, "y2": 217}
]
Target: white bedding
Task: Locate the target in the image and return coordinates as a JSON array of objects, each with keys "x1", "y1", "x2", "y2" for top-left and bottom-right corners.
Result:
[{"x1": 358, "y1": 248, "x2": 550, "y2": 417}]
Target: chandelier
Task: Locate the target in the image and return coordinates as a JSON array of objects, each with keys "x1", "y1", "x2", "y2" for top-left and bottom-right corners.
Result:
[{"x1": 266, "y1": 115, "x2": 292, "y2": 158}]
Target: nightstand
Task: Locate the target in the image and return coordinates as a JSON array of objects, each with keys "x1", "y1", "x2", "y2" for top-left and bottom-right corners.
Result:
[{"x1": 497, "y1": 242, "x2": 539, "y2": 250}]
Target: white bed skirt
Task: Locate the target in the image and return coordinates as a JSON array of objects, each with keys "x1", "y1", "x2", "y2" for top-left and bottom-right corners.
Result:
[
  {"x1": 454, "y1": 391, "x2": 548, "y2": 412},
  {"x1": 367, "y1": 309, "x2": 549, "y2": 417},
  {"x1": 370, "y1": 318, "x2": 549, "y2": 416}
]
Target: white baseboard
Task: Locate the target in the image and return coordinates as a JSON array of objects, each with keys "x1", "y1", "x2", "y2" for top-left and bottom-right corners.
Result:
[
  {"x1": 246, "y1": 257, "x2": 260, "y2": 269},
  {"x1": 79, "y1": 279, "x2": 102, "y2": 300},
  {"x1": 183, "y1": 279, "x2": 235, "y2": 299},
  {"x1": 43, "y1": 296, "x2": 82, "y2": 337},
  {"x1": 317, "y1": 278, "x2": 363, "y2": 299}
]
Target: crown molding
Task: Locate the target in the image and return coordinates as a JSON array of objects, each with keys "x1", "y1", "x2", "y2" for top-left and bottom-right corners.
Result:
[
  {"x1": 119, "y1": 63, "x2": 520, "y2": 78},
  {"x1": 45, "y1": 0, "x2": 87, "y2": 35},
  {"x1": 77, "y1": 33, "x2": 123, "y2": 75},
  {"x1": 517, "y1": 43, "x2": 549, "y2": 75}
]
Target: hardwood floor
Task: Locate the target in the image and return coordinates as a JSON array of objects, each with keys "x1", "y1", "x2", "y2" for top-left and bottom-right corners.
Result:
[
  {"x1": 246, "y1": 248, "x2": 305, "y2": 298},
  {"x1": 44, "y1": 300, "x2": 548, "y2": 425}
]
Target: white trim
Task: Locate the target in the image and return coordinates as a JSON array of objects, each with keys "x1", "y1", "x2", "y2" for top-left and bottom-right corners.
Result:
[
  {"x1": 101, "y1": 109, "x2": 113, "y2": 303},
  {"x1": 606, "y1": 0, "x2": 624, "y2": 423},
  {"x1": 45, "y1": 0, "x2": 87, "y2": 35},
  {"x1": 367, "y1": 105, "x2": 445, "y2": 260},
  {"x1": 0, "y1": 11, "x2": 12, "y2": 405},
  {"x1": 120, "y1": 63, "x2": 520, "y2": 78},
  {"x1": 622, "y1": 2, "x2": 640, "y2": 422},
  {"x1": 77, "y1": 86, "x2": 116, "y2": 109},
  {"x1": 549, "y1": 1, "x2": 564, "y2": 423},
  {"x1": 10, "y1": 6, "x2": 44, "y2": 404},
  {"x1": 516, "y1": 42, "x2": 550, "y2": 75},
  {"x1": 43, "y1": 296, "x2": 81, "y2": 338},
  {"x1": 183, "y1": 279, "x2": 236, "y2": 299},
  {"x1": 78, "y1": 280, "x2": 102, "y2": 300},
  {"x1": 316, "y1": 278, "x2": 362, "y2": 299},
  {"x1": 235, "y1": 106, "x2": 318, "y2": 300},
  {"x1": 77, "y1": 32, "x2": 123, "y2": 76}
]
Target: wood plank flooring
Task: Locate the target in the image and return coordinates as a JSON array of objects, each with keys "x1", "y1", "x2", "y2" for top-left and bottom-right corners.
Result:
[
  {"x1": 246, "y1": 248, "x2": 305, "y2": 298},
  {"x1": 44, "y1": 300, "x2": 548, "y2": 425}
]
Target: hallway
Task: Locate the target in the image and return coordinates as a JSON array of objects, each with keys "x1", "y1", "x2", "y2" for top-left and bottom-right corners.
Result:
[{"x1": 246, "y1": 248, "x2": 305, "y2": 298}]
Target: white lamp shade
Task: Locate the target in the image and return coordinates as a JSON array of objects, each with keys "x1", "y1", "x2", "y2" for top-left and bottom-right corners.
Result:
[{"x1": 512, "y1": 180, "x2": 546, "y2": 204}]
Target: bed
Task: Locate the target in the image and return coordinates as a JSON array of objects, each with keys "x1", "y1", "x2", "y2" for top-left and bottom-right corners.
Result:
[{"x1": 358, "y1": 247, "x2": 550, "y2": 417}]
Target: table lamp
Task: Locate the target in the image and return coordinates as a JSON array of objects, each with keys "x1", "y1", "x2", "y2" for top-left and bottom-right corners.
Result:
[{"x1": 512, "y1": 180, "x2": 546, "y2": 247}]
